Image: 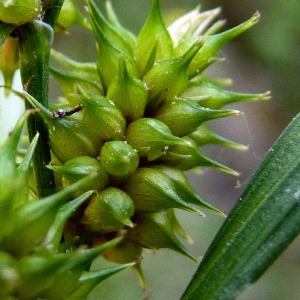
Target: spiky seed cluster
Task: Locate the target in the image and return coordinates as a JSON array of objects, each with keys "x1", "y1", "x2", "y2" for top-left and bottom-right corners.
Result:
[
  {"x1": 41, "y1": 0, "x2": 269, "y2": 264},
  {"x1": 0, "y1": 0, "x2": 270, "y2": 297}
]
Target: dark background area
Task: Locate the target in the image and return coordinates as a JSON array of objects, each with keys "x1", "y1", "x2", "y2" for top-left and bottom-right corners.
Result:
[{"x1": 50, "y1": 1, "x2": 300, "y2": 299}]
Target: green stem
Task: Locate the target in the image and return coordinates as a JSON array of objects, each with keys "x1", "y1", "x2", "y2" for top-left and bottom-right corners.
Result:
[
  {"x1": 16, "y1": 1, "x2": 65, "y2": 197},
  {"x1": 17, "y1": 20, "x2": 55, "y2": 197},
  {"x1": 43, "y1": 0, "x2": 65, "y2": 28}
]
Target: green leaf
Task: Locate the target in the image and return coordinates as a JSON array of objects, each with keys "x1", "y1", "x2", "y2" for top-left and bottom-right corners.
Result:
[{"x1": 181, "y1": 113, "x2": 300, "y2": 300}]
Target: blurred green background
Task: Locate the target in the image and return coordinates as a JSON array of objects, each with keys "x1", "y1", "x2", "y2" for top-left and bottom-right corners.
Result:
[{"x1": 51, "y1": 0, "x2": 300, "y2": 299}]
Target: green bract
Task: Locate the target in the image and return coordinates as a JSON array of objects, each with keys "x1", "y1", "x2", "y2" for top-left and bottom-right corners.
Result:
[{"x1": 0, "y1": 0, "x2": 269, "y2": 298}]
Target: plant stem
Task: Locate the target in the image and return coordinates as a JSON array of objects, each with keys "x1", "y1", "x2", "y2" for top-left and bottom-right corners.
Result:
[
  {"x1": 17, "y1": 20, "x2": 55, "y2": 197},
  {"x1": 43, "y1": 0, "x2": 65, "y2": 28},
  {"x1": 16, "y1": 1, "x2": 65, "y2": 197}
]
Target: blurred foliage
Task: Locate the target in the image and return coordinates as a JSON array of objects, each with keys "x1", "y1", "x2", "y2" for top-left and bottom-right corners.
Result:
[{"x1": 203, "y1": 0, "x2": 300, "y2": 117}]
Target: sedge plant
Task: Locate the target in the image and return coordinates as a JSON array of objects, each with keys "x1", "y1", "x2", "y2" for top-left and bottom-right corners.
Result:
[{"x1": 0, "y1": 0, "x2": 299, "y2": 299}]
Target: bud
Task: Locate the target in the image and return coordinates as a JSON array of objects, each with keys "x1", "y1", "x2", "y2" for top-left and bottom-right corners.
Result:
[
  {"x1": 86, "y1": 0, "x2": 133, "y2": 57},
  {"x1": 107, "y1": 56, "x2": 147, "y2": 122},
  {"x1": 0, "y1": 0, "x2": 41, "y2": 25},
  {"x1": 0, "y1": 251, "x2": 19, "y2": 297},
  {"x1": 0, "y1": 36, "x2": 19, "y2": 96},
  {"x1": 81, "y1": 187, "x2": 134, "y2": 233},
  {"x1": 105, "y1": 1, "x2": 137, "y2": 53},
  {"x1": 3, "y1": 176, "x2": 95, "y2": 257},
  {"x1": 143, "y1": 39, "x2": 204, "y2": 111},
  {"x1": 50, "y1": 50, "x2": 103, "y2": 105},
  {"x1": 125, "y1": 118, "x2": 189, "y2": 161},
  {"x1": 152, "y1": 165, "x2": 224, "y2": 215},
  {"x1": 135, "y1": 0, "x2": 173, "y2": 77},
  {"x1": 188, "y1": 124, "x2": 248, "y2": 150},
  {"x1": 168, "y1": 6, "x2": 222, "y2": 49},
  {"x1": 126, "y1": 211, "x2": 197, "y2": 262},
  {"x1": 182, "y1": 75, "x2": 271, "y2": 109},
  {"x1": 17, "y1": 238, "x2": 121, "y2": 299},
  {"x1": 80, "y1": 94, "x2": 126, "y2": 141},
  {"x1": 188, "y1": 12, "x2": 261, "y2": 76},
  {"x1": 87, "y1": 5, "x2": 137, "y2": 91},
  {"x1": 103, "y1": 238, "x2": 143, "y2": 264},
  {"x1": 158, "y1": 136, "x2": 239, "y2": 175},
  {"x1": 99, "y1": 141, "x2": 139, "y2": 178},
  {"x1": 122, "y1": 167, "x2": 203, "y2": 214},
  {"x1": 56, "y1": 0, "x2": 90, "y2": 32},
  {"x1": 24, "y1": 92, "x2": 101, "y2": 163},
  {"x1": 153, "y1": 98, "x2": 240, "y2": 136},
  {"x1": 48, "y1": 156, "x2": 109, "y2": 194}
]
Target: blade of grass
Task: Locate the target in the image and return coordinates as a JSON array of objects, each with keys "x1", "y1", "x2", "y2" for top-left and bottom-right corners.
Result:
[{"x1": 182, "y1": 113, "x2": 300, "y2": 300}]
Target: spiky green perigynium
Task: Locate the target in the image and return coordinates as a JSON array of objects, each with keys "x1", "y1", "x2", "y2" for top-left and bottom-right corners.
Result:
[{"x1": 0, "y1": 0, "x2": 270, "y2": 298}]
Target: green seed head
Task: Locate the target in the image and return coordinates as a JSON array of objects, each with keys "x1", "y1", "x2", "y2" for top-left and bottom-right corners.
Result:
[
  {"x1": 122, "y1": 167, "x2": 203, "y2": 214},
  {"x1": 99, "y1": 141, "x2": 139, "y2": 178},
  {"x1": 48, "y1": 156, "x2": 109, "y2": 194},
  {"x1": 0, "y1": 0, "x2": 41, "y2": 25},
  {"x1": 107, "y1": 56, "x2": 147, "y2": 122},
  {"x1": 153, "y1": 98, "x2": 240, "y2": 136},
  {"x1": 135, "y1": 0, "x2": 173, "y2": 77},
  {"x1": 81, "y1": 187, "x2": 134, "y2": 233},
  {"x1": 80, "y1": 95, "x2": 127, "y2": 141},
  {"x1": 126, "y1": 211, "x2": 197, "y2": 262},
  {"x1": 125, "y1": 118, "x2": 188, "y2": 161}
]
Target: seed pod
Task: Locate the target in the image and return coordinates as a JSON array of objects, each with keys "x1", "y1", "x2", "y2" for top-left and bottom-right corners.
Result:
[
  {"x1": 122, "y1": 167, "x2": 203, "y2": 215},
  {"x1": 24, "y1": 92, "x2": 101, "y2": 163},
  {"x1": 48, "y1": 156, "x2": 109, "y2": 193},
  {"x1": 188, "y1": 12, "x2": 260, "y2": 76},
  {"x1": 87, "y1": 7, "x2": 137, "y2": 92},
  {"x1": 135, "y1": 0, "x2": 173, "y2": 77},
  {"x1": 80, "y1": 95, "x2": 126, "y2": 141},
  {"x1": 0, "y1": 36, "x2": 19, "y2": 96},
  {"x1": 99, "y1": 141, "x2": 139, "y2": 178},
  {"x1": 0, "y1": 251, "x2": 19, "y2": 297},
  {"x1": 152, "y1": 165, "x2": 224, "y2": 215},
  {"x1": 81, "y1": 187, "x2": 134, "y2": 233},
  {"x1": 126, "y1": 211, "x2": 197, "y2": 262},
  {"x1": 143, "y1": 39, "x2": 204, "y2": 111},
  {"x1": 153, "y1": 98, "x2": 240, "y2": 136},
  {"x1": 50, "y1": 50, "x2": 103, "y2": 105},
  {"x1": 86, "y1": 0, "x2": 133, "y2": 56},
  {"x1": 0, "y1": 0, "x2": 41, "y2": 25},
  {"x1": 182, "y1": 76, "x2": 270, "y2": 109},
  {"x1": 103, "y1": 238, "x2": 143, "y2": 264},
  {"x1": 188, "y1": 124, "x2": 248, "y2": 150},
  {"x1": 107, "y1": 57, "x2": 147, "y2": 122},
  {"x1": 4, "y1": 176, "x2": 95, "y2": 257},
  {"x1": 125, "y1": 118, "x2": 189, "y2": 161},
  {"x1": 56, "y1": 0, "x2": 90, "y2": 32},
  {"x1": 158, "y1": 136, "x2": 239, "y2": 175},
  {"x1": 17, "y1": 238, "x2": 121, "y2": 299},
  {"x1": 105, "y1": 1, "x2": 137, "y2": 53}
]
